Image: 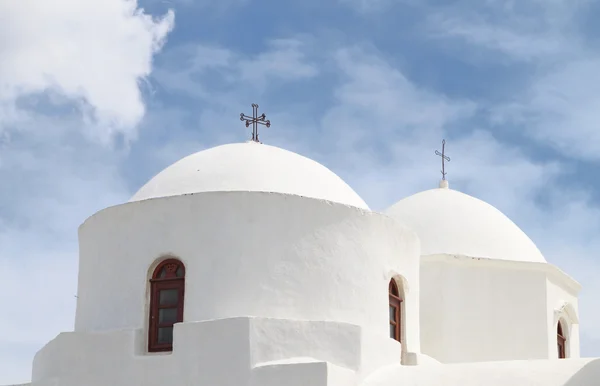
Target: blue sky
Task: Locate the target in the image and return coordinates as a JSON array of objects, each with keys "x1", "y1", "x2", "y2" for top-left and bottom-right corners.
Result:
[{"x1": 1, "y1": 0, "x2": 600, "y2": 383}]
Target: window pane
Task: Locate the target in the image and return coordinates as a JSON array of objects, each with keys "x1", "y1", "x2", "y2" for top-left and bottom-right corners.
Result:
[
  {"x1": 389, "y1": 306, "x2": 396, "y2": 322},
  {"x1": 176, "y1": 265, "x2": 184, "y2": 277},
  {"x1": 159, "y1": 267, "x2": 167, "y2": 278},
  {"x1": 159, "y1": 289, "x2": 179, "y2": 305},
  {"x1": 158, "y1": 327, "x2": 173, "y2": 344},
  {"x1": 390, "y1": 324, "x2": 395, "y2": 338},
  {"x1": 159, "y1": 308, "x2": 178, "y2": 324}
]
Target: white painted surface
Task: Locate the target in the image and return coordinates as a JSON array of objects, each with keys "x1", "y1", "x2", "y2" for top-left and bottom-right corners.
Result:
[
  {"x1": 28, "y1": 317, "x2": 598, "y2": 386},
  {"x1": 31, "y1": 317, "x2": 398, "y2": 386},
  {"x1": 362, "y1": 358, "x2": 600, "y2": 386},
  {"x1": 419, "y1": 254, "x2": 580, "y2": 364},
  {"x1": 385, "y1": 187, "x2": 546, "y2": 263},
  {"x1": 28, "y1": 184, "x2": 424, "y2": 385},
  {"x1": 76, "y1": 192, "x2": 418, "y2": 342},
  {"x1": 129, "y1": 141, "x2": 369, "y2": 210}
]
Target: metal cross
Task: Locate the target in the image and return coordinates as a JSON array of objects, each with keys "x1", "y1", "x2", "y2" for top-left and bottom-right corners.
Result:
[
  {"x1": 435, "y1": 139, "x2": 451, "y2": 180},
  {"x1": 240, "y1": 103, "x2": 271, "y2": 143}
]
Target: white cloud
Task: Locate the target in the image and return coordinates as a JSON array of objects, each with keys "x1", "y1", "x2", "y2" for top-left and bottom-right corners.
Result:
[
  {"x1": 0, "y1": 113, "x2": 131, "y2": 384},
  {"x1": 238, "y1": 39, "x2": 319, "y2": 85},
  {"x1": 305, "y1": 45, "x2": 559, "y2": 212},
  {"x1": 154, "y1": 38, "x2": 318, "y2": 99},
  {"x1": 495, "y1": 58, "x2": 600, "y2": 161},
  {"x1": 427, "y1": 14, "x2": 574, "y2": 62},
  {"x1": 0, "y1": 0, "x2": 174, "y2": 141},
  {"x1": 424, "y1": 0, "x2": 588, "y2": 62},
  {"x1": 144, "y1": 0, "x2": 248, "y2": 9},
  {"x1": 331, "y1": 47, "x2": 475, "y2": 136},
  {"x1": 337, "y1": 0, "x2": 405, "y2": 13},
  {"x1": 424, "y1": 0, "x2": 600, "y2": 161}
]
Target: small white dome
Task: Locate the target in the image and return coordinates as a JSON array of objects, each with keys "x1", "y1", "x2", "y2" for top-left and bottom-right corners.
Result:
[
  {"x1": 130, "y1": 142, "x2": 369, "y2": 209},
  {"x1": 385, "y1": 186, "x2": 545, "y2": 263}
]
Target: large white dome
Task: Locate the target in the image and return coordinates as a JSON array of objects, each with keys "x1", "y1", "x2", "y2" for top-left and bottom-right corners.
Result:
[
  {"x1": 385, "y1": 185, "x2": 545, "y2": 263},
  {"x1": 130, "y1": 141, "x2": 369, "y2": 209}
]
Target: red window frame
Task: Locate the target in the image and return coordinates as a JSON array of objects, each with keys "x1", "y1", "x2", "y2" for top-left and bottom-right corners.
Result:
[
  {"x1": 389, "y1": 280, "x2": 403, "y2": 343},
  {"x1": 148, "y1": 259, "x2": 185, "y2": 352},
  {"x1": 557, "y1": 321, "x2": 566, "y2": 359}
]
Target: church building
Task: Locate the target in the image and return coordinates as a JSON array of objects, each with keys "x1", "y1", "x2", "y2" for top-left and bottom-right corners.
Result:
[{"x1": 9, "y1": 107, "x2": 600, "y2": 385}]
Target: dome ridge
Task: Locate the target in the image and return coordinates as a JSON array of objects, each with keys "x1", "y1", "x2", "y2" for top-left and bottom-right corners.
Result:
[
  {"x1": 385, "y1": 187, "x2": 545, "y2": 263},
  {"x1": 130, "y1": 142, "x2": 369, "y2": 210}
]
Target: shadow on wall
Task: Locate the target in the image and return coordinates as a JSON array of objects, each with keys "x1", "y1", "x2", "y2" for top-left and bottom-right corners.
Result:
[{"x1": 565, "y1": 359, "x2": 600, "y2": 385}]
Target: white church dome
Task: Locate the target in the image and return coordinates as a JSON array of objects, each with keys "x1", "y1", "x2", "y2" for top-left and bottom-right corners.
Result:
[
  {"x1": 130, "y1": 141, "x2": 369, "y2": 209},
  {"x1": 385, "y1": 185, "x2": 546, "y2": 263}
]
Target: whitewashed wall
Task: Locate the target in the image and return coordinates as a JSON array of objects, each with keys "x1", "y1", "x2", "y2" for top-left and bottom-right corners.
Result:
[
  {"x1": 361, "y1": 357, "x2": 600, "y2": 386},
  {"x1": 27, "y1": 191, "x2": 422, "y2": 385},
  {"x1": 420, "y1": 255, "x2": 551, "y2": 363},
  {"x1": 420, "y1": 255, "x2": 581, "y2": 364},
  {"x1": 33, "y1": 316, "x2": 412, "y2": 385},
  {"x1": 76, "y1": 192, "x2": 419, "y2": 341}
]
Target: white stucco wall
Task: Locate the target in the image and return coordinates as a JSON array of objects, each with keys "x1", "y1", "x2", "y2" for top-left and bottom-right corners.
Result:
[
  {"x1": 362, "y1": 358, "x2": 600, "y2": 386},
  {"x1": 32, "y1": 316, "x2": 398, "y2": 386},
  {"x1": 420, "y1": 255, "x2": 550, "y2": 363},
  {"x1": 30, "y1": 315, "x2": 597, "y2": 386},
  {"x1": 420, "y1": 255, "x2": 582, "y2": 365},
  {"x1": 75, "y1": 191, "x2": 421, "y2": 353}
]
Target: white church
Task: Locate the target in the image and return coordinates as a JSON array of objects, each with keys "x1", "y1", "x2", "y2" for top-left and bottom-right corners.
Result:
[{"x1": 10, "y1": 108, "x2": 600, "y2": 385}]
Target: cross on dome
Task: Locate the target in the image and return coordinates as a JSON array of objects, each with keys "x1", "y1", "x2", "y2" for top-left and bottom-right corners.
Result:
[
  {"x1": 240, "y1": 103, "x2": 271, "y2": 143},
  {"x1": 435, "y1": 139, "x2": 451, "y2": 188}
]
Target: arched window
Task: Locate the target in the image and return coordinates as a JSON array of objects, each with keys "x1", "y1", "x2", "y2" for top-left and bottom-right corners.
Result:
[
  {"x1": 557, "y1": 321, "x2": 566, "y2": 359},
  {"x1": 149, "y1": 259, "x2": 185, "y2": 352},
  {"x1": 389, "y1": 279, "x2": 403, "y2": 342}
]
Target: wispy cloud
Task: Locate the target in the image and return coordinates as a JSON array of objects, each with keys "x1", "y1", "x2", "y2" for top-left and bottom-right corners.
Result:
[
  {"x1": 425, "y1": 0, "x2": 587, "y2": 61},
  {"x1": 238, "y1": 39, "x2": 319, "y2": 85},
  {"x1": 424, "y1": 0, "x2": 600, "y2": 161},
  {"x1": 494, "y1": 58, "x2": 600, "y2": 161},
  {"x1": 337, "y1": 0, "x2": 397, "y2": 13},
  {"x1": 0, "y1": 0, "x2": 174, "y2": 142},
  {"x1": 153, "y1": 37, "x2": 319, "y2": 99},
  {"x1": 427, "y1": 15, "x2": 573, "y2": 62},
  {"x1": 0, "y1": 114, "x2": 131, "y2": 383}
]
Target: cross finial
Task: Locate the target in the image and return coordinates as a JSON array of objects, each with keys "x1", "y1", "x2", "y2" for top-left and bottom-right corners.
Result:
[
  {"x1": 435, "y1": 139, "x2": 451, "y2": 181},
  {"x1": 240, "y1": 103, "x2": 271, "y2": 143}
]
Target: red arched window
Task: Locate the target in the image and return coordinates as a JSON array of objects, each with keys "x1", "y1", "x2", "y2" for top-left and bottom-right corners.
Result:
[
  {"x1": 149, "y1": 259, "x2": 185, "y2": 352},
  {"x1": 389, "y1": 279, "x2": 403, "y2": 342},
  {"x1": 557, "y1": 321, "x2": 566, "y2": 359}
]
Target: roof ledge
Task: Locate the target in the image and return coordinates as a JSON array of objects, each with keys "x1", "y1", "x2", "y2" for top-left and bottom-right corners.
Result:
[{"x1": 422, "y1": 254, "x2": 582, "y2": 294}]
